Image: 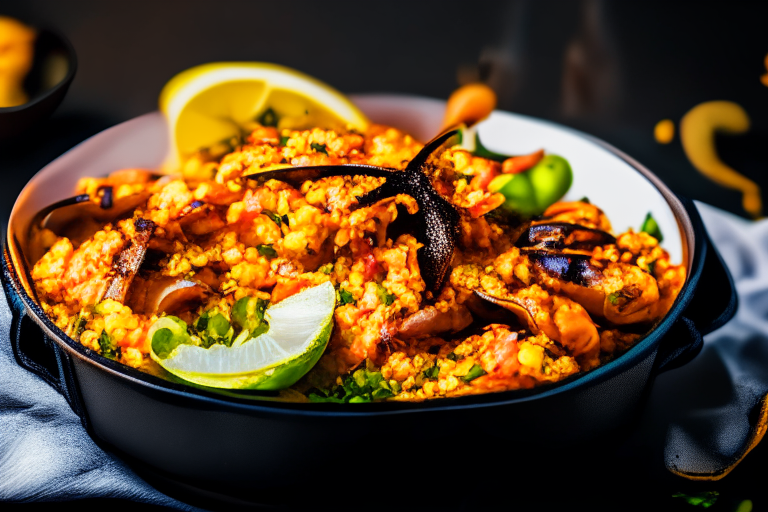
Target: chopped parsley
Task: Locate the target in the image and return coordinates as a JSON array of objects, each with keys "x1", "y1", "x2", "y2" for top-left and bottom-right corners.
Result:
[
  {"x1": 310, "y1": 142, "x2": 328, "y2": 155},
  {"x1": 447, "y1": 352, "x2": 461, "y2": 362},
  {"x1": 257, "y1": 244, "x2": 278, "y2": 259},
  {"x1": 607, "y1": 292, "x2": 620, "y2": 306},
  {"x1": 460, "y1": 364, "x2": 487, "y2": 383},
  {"x1": 375, "y1": 284, "x2": 395, "y2": 306},
  {"x1": 99, "y1": 330, "x2": 120, "y2": 360},
  {"x1": 279, "y1": 135, "x2": 290, "y2": 146},
  {"x1": 264, "y1": 211, "x2": 282, "y2": 226},
  {"x1": 319, "y1": 263, "x2": 333, "y2": 275},
  {"x1": 194, "y1": 308, "x2": 234, "y2": 348},
  {"x1": 423, "y1": 365, "x2": 440, "y2": 380},
  {"x1": 337, "y1": 288, "x2": 356, "y2": 306},
  {"x1": 258, "y1": 107, "x2": 278, "y2": 127},
  {"x1": 308, "y1": 368, "x2": 398, "y2": 403}
]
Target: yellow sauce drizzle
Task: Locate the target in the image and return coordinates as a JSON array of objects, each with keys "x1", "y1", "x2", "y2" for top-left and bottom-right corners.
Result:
[
  {"x1": 654, "y1": 119, "x2": 675, "y2": 144},
  {"x1": 680, "y1": 101, "x2": 762, "y2": 218}
]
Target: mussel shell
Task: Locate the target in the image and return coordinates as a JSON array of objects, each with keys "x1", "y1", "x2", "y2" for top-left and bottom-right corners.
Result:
[
  {"x1": 516, "y1": 222, "x2": 615, "y2": 251},
  {"x1": 526, "y1": 251, "x2": 604, "y2": 288}
]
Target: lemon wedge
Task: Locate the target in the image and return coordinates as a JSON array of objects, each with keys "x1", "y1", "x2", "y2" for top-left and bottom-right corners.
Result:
[
  {"x1": 159, "y1": 62, "x2": 369, "y2": 170},
  {"x1": 150, "y1": 282, "x2": 335, "y2": 390}
]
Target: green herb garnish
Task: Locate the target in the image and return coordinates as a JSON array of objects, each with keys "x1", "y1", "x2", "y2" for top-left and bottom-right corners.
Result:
[
  {"x1": 460, "y1": 364, "x2": 487, "y2": 383},
  {"x1": 318, "y1": 263, "x2": 333, "y2": 275},
  {"x1": 194, "y1": 309, "x2": 234, "y2": 348},
  {"x1": 257, "y1": 244, "x2": 278, "y2": 259},
  {"x1": 337, "y1": 288, "x2": 356, "y2": 306},
  {"x1": 310, "y1": 142, "x2": 328, "y2": 155},
  {"x1": 231, "y1": 296, "x2": 269, "y2": 337},
  {"x1": 264, "y1": 211, "x2": 282, "y2": 226},
  {"x1": 375, "y1": 284, "x2": 395, "y2": 306},
  {"x1": 99, "y1": 329, "x2": 120, "y2": 360},
  {"x1": 423, "y1": 365, "x2": 440, "y2": 380},
  {"x1": 258, "y1": 107, "x2": 278, "y2": 127},
  {"x1": 607, "y1": 292, "x2": 620, "y2": 306},
  {"x1": 641, "y1": 212, "x2": 664, "y2": 242},
  {"x1": 671, "y1": 491, "x2": 718, "y2": 508},
  {"x1": 308, "y1": 368, "x2": 396, "y2": 403},
  {"x1": 279, "y1": 135, "x2": 290, "y2": 146}
]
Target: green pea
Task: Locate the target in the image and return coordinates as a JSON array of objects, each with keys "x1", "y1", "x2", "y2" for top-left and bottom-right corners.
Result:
[
  {"x1": 528, "y1": 155, "x2": 573, "y2": 213},
  {"x1": 231, "y1": 296, "x2": 269, "y2": 336}
]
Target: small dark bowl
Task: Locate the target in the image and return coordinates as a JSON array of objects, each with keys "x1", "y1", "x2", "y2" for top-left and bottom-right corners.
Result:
[{"x1": 0, "y1": 28, "x2": 77, "y2": 139}]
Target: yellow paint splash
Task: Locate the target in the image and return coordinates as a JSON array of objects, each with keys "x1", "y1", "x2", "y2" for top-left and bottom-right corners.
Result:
[
  {"x1": 680, "y1": 101, "x2": 762, "y2": 218},
  {"x1": 654, "y1": 119, "x2": 675, "y2": 144}
]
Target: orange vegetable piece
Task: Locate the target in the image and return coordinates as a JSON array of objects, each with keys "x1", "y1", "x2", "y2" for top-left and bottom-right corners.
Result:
[{"x1": 501, "y1": 149, "x2": 545, "y2": 174}]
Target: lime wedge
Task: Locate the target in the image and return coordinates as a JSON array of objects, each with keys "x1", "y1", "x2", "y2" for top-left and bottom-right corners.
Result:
[
  {"x1": 150, "y1": 282, "x2": 335, "y2": 390},
  {"x1": 159, "y1": 62, "x2": 369, "y2": 170}
]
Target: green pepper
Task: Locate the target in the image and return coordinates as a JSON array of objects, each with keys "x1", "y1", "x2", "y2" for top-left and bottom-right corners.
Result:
[{"x1": 488, "y1": 154, "x2": 573, "y2": 216}]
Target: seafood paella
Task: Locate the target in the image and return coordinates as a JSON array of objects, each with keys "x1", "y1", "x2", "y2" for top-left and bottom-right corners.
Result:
[{"x1": 28, "y1": 111, "x2": 686, "y2": 403}]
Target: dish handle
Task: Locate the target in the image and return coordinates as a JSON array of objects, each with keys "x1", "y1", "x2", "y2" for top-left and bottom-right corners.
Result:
[
  {"x1": 2, "y1": 260, "x2": 89, "y2": 428},
  {"x1": 653, "y1": 197, "x2": 738, "y2": 374}
]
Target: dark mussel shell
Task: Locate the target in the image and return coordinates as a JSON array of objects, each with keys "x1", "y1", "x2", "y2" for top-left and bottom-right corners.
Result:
[
  {"x1": 245, "y1": 129, "x2": 463, "y2": 297},
  {"x1": 516, "y1": 222, "x2": 615, "y2": 252},
  {"x1": 526, "y1": 251, "x2": 604, "y2": 288},
  {"x1": 27, "y1": 190, "x2": 152, "y2": 265},
  {"x1": 473, "y1": 290, "x2": 539, "y2": 333}
]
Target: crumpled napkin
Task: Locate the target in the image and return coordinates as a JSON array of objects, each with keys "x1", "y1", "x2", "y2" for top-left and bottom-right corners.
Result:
[
  {"x1": 655, "y1": 202, "x2": 768, "y2": 480},
  {"x1": 0, "y1": 201, "x2": 766, "y2": 504},
  {"x1": 0, "y1": 283, "x2": 196, "y2": 508}
]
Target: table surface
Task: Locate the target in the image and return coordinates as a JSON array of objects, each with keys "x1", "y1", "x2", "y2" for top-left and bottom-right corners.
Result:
[{"x1": 2, "y1": 1, "x2": 768, "y2": 510}]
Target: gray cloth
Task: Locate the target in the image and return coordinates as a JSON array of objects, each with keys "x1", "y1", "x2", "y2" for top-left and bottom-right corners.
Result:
[
  {"x1": 657, "y1": 202, "x2": 768, "y2": 477},
  {"x1": 0, "y1": 201, "x2": 765, "y2": 503},
  {"x1": 0, "y1": 283, "x2": 196, "y2": 508}
]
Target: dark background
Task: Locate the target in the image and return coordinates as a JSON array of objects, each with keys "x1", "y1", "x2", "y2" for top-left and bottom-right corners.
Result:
[
  {"x1": 2, "y1": 0, "x2": 768, "y2": 220},
  {"x1": 2, "y1": 1, "x2": 768, "y2": 510}
]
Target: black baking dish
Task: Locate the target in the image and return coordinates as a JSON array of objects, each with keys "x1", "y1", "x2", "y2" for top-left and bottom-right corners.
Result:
[{"x1": 1, "y1": 103, "x2": 737, "y2": 508}]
